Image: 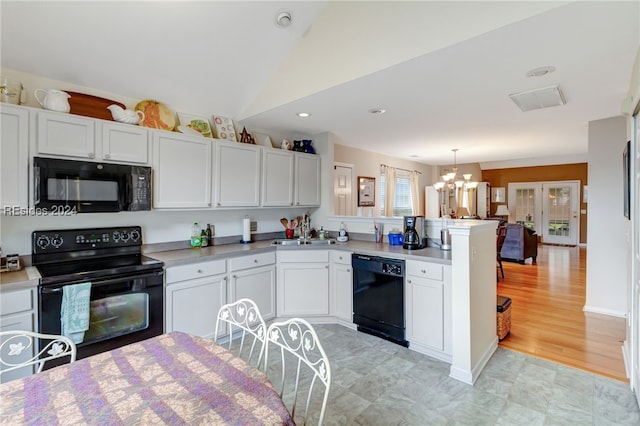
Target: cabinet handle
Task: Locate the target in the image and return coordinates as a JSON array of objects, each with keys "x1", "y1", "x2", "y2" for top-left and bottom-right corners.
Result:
[
  {"x1": 217, "y1": 202, "x2": 221, "y2": 206},
  {"x1": 197, "y1": 269, "x2": 203, "y2": 273},
  {"x1": 407, "y1": 279, "x2": 412, "y2": 283},
  {"x1": 88, "y1": 152, "x2": 95, "y2": 159},
  {"x1": 339, "y1": 256, "x2": 343, "y2": 260},
  {"x1": 347, "y1": 268, "x2": 351, "y2": 272},
  {"x1": 232, "y1": 275, "x2": 237, "y2": 279},
  {"x1": 290, "y1": 203, "x2": 293, "y2": 206},
  {"x1": 421, "y1": 269, "x2": 426, "y2": 274},
  {"x1": 254, "y1": 259, "x2": 258, "y2": 263},
  {"x1": 325, "y1": 265, "x2": 329, "y2": 269},
  {"x1": 104, "y1": 154, "x2": 111, "y2": 159}
]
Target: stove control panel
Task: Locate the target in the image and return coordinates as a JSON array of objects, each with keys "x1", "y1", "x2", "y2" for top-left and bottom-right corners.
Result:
[{"x1": 32, "y1": 226, "x2": 143, "y2": 253}]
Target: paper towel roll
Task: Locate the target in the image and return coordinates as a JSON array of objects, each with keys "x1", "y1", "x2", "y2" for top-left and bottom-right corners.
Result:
[{"x1": 242, "y1": 218, "x2": 251, "y2": 242}]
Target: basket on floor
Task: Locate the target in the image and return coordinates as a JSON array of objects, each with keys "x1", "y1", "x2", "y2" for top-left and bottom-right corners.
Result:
[{"x1": 497, "y1": 295, "x2": 512, "y2": 340}]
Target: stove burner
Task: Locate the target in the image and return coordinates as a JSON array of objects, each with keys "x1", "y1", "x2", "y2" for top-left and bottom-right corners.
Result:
[{"x1": 32, "y1": 226, "x2": 163, "y2": 286}]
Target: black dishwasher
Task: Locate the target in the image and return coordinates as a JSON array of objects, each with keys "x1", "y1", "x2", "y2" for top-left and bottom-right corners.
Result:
[{"x1": 352, "y1": 254, "x2": 408, "y2": 347}]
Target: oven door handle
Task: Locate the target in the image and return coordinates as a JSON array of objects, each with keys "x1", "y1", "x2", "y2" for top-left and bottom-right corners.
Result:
[{"x1": 40, "y1": 270, "x2": 163, "y2": 293}]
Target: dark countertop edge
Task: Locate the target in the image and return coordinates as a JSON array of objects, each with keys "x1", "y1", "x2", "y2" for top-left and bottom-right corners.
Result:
[{"x1": 147, "y1": 240, "x2": 452, "y2": 268}]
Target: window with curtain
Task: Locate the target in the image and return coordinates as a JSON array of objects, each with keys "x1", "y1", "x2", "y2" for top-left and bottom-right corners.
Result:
[{"x1": 380, "y1": 170, "x2": 413, "y2": 216}]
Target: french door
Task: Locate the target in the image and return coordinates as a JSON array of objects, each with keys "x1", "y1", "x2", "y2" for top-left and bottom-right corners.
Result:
[{"x1": 508, "y1": 181, "x2": 580, "y2": 246}]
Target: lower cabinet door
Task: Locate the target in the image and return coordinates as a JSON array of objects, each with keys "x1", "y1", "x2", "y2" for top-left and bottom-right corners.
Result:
[
  {"x1": 277, "y1": 263, "x2": 329, "y2": 316},
  {"x1": 166, "y1": 275, "x2": 227, "y2": 339},
  {"x1": 0, "y1": 311, "x2": 35, "y2": 383},
  {"x1": 229, "y1": 265, "x2": 276, "y2": 321},
  {"x1": 406, "y1": 276, "x2": 444, "y2": 351},
  {"x1": 331, "y1": 262, "x2": 352, "y2": 322}
]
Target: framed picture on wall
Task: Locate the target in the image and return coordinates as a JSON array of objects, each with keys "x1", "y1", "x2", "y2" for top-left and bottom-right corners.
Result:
[
  {"x1": 491, "y1": 187, "x2": 505, "y2": 203},
  {"x1": 358, "y1": 176, "x2": 375, "y2": 207}
]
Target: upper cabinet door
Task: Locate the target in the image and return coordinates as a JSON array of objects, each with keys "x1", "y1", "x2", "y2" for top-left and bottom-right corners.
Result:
[
  {"x1": 102, "y1": 122, "x2": 149, "y2": 164},
  {"x1": 295, "y1": 153, "x2": 321, "y2": 206},
  {"x1": 215, "y1": 141, "x2": 260, "y2": 207},
  {"x1": 262, "y1": 149, "x2": 294, "y2": 207},
  {"x1": 152, "y1": 132, "x2": 212, "y2": 208},
  {"x1": 1, "y1": 104, "x2": 29, "y2": 209},
  {"x1": 36, "y1": 110, "x2": 96, "y2": 159}
]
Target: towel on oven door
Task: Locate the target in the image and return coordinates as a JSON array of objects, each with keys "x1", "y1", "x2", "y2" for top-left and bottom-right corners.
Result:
[{"x1": 61, "y1": 282, "x2": 92, "y2": 344}]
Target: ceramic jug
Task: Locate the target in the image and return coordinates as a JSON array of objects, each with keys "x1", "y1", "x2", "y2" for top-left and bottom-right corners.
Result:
[
  {"x1": 107, "y1": 104, "x2": 145, "y2": 124},
  {"x1": 34, "y1": 89, "x2": 71, "y2": 113},
  {"x1": 281, "y1": 139, "x2": 292, "y2": 150}
]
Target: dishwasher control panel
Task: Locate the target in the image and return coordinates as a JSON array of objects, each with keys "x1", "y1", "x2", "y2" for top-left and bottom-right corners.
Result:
[{"x1": 382, "y1": 262, "x2": 403, "y2": 276}]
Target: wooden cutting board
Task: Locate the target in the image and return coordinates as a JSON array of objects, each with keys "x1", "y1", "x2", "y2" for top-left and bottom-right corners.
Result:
[{"x1": 65, "y1": 91, "x2": 125, "y2": 121}]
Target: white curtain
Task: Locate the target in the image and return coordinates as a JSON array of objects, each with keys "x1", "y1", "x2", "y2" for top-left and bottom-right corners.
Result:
[
  {"x1": 383, "y1": 165, "x2": 396, "y2": 217},
  {"x1": 409, "y1": 170, "x2": 420, "y2": 215}
]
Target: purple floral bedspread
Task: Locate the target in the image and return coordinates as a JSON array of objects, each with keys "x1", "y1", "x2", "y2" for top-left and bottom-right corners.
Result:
[{"x1": 0, "y1": 332, "x2": 295, "y2": 425}]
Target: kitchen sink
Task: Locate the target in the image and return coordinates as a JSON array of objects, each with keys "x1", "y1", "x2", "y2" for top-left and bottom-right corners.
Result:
[
  {"x1": 307, "y1": 238, "x2": 336, "y2": 245},
  {"x1": 271, "y1": 238, "x2": 336, "y2": 246}
]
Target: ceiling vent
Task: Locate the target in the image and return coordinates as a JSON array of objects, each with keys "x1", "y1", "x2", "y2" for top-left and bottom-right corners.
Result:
[{"x1": 509, "y1": 85, "x2": 566, "y2": 112}]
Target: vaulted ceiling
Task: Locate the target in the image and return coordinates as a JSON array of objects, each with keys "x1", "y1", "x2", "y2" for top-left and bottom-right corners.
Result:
[{"x1": 2, "y1": 1, "x2": 638, "y2": 166}]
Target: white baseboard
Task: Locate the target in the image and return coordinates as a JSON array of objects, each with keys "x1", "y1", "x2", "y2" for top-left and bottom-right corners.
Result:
[
  {"x1": 409, "y1": 341, "x2": 452, "y2": 364},
  {"x1": 622, "y1": 340, "x2": 631, "y2": 380},
  {"x1": 448, "y1": 336, "x2": 498, "y2": 385},
  {"x1": 583, "y1": 305, "x2": 627, "y2": 318}
]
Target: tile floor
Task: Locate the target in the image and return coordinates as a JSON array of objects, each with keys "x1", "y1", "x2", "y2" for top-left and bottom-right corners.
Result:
[{"x1": 265, "y1": 324, "x2": 640, "y2": 425}]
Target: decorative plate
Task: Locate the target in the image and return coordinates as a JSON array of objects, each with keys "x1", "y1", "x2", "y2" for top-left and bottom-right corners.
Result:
[
  {"x1": 177, "y1": 113, "x2": 212, "y2": 138},
  {"x1": 177, "y1": 125, "x2": 204, "y2": 137},
  {"x1": 212, "y1": 115, "x2": 237, "y2": 141},
  {"x1": 135, "y1": 100, "x2": 176, "y2": 131}
]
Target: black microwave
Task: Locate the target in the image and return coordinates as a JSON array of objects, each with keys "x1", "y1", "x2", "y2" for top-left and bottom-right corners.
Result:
[{"x1": 34, "y1": 157, "x2": 152, "y2": 213}]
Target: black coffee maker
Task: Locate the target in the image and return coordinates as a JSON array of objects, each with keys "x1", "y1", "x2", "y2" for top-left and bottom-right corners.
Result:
[{"x1": 403, "y1": 216, "x2": 427, "y2": 250}]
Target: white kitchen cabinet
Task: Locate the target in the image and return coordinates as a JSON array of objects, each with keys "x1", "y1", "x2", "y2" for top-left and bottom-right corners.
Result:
[
  {"x1": 36, "y1": 110, "x2": 96, "y2": 159},
  {"x1": 165, "y1": 259, "x2": 227, "y2": 339},
  {"x1": 277, "y1": 250, "x2": 329, "y2": 317},
  {"x1": 215, "y1": 141, "x2": 260, "y2": 207},
  {"x1": 294, "y1": 153, "x2": 320, "y2": 206},
  {"x1": 1, "y1": 104, "x2": 29, "y2": 209},
  {"x1": 405, "y1": 260, "x2": 452, "y2": 361},
  {"x1": 0, "y1": 287, "x2": 37, "y2": 383},
  {"x1": 35, "y1": 109, "x2": 149, "y2": 164},
  {"x1": 152, "y1": 132, "x2": 212, "y2": 208},
  {"x1": 261, "y1": 149, "x2": 294, "y2": 207},
  {"x1": 101, "y1": 121, "x2": 149, "y2": 164},
  {"x1": 330, "y1": 251, "x2": 353, "y2": 324},
  {"x1": 228, "y1": 252, "x2": 276, "y2": 321}
]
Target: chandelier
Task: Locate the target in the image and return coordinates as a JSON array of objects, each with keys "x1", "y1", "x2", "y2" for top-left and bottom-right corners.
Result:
[{"x1": 432, "y1": 149, "x2": 478, "y2": 217}]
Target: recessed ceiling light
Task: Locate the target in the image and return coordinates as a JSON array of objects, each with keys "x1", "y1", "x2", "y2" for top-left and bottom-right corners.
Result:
[
  {"x1": 526, "y1": 66, "x2": 556, "y2": 78},
  {"x1": 368, "y1": 108, "x2": 386, "y2": 114},
  {"x1": 296, "y1": 112, "x2": 311, "y2": 118},
  {"x1": 409, "y1": 155, "x2": 419, "y2": 158},
  {"x1": 275, "y1": 11, "x2": 293, "y2": 28}
]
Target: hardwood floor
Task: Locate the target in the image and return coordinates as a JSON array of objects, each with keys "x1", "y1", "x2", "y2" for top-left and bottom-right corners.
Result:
[{"x1": 497, "y1": 244, "x2": 628, "y2": 382}]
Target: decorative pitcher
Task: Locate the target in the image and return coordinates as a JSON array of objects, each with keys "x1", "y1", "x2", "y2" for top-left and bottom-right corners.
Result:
[{"x1": 34, "y1": 89, "x2": 71, "y2": 113}]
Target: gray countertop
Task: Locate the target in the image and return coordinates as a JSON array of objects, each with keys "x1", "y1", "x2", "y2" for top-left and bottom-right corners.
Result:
[
  {"x1": 0, "y1": 240, "x2": 452, "y2": 291},
  {"x1": 147, "y1": 239, "x2": 451, "y2": 268}
]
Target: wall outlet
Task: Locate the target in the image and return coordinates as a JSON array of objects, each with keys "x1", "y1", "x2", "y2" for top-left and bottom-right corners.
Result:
[{"x1": 250, "y1": 221, "x2": 257, "y2": 232}]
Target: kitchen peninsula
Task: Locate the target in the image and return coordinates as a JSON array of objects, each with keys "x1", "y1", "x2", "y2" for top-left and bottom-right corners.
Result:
[{"x1": 139, "y1": 219, "x2": 497, "y2": 385}]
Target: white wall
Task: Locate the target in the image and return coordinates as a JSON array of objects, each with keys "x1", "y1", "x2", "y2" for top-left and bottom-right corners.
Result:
[
  {"x1": 585, "y1": 116, "x2": 629, "y2": 316},
  {"x1": 0, "y1": 207, "x2": 309, "y2": 256}
]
